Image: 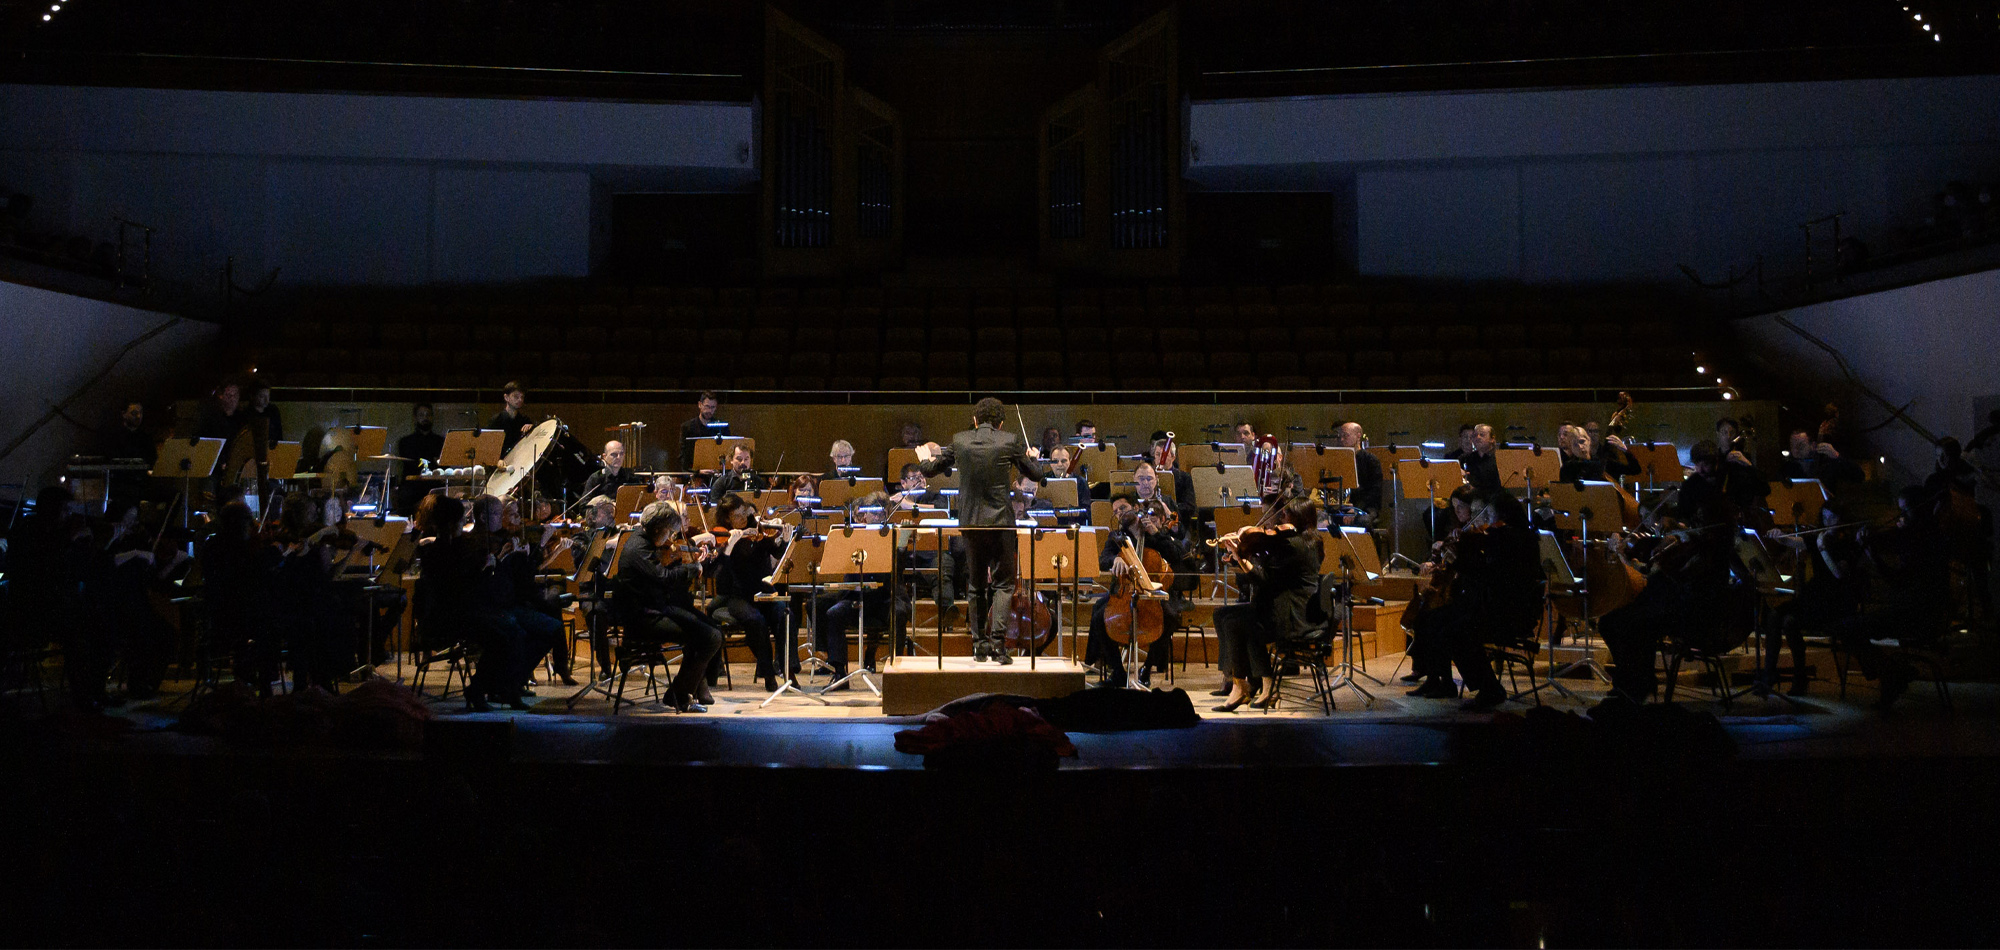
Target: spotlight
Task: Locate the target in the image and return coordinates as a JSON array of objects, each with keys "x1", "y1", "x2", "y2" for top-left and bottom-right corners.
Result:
[
  {"x1": 1914, "y1": 12, "x2": 1922, "y2": 19},
  {"x1": 51, "y1": 4, "x2": 58, "y2": 9},
  {"x1": 1781, "y1": 450, "x2": 1792, "y2": 458},
  {"x1": 1695, "y1": 364, "x2": 1707, "y2": 374},
  {"x1": 1879, "y1": 456, "x2": 1887, "y2": 463},
  {"x1": 42, "y1": 13, "x2": 50, "y2": 18},
  {"x1": 1715, "y1": 377, "x2": 1724, "y2": 384},
  {"x1": 1722, "y1": 391, "x2": 1734, "y2": 401},
  {"x1": 1924, "y1": 23, "x2": 1932, "y2": 30}
]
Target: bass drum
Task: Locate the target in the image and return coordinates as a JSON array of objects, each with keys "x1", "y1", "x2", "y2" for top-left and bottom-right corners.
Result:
[
  {"x1": 536, "y1": 426, "x2": 601, "y2": 502},
  {"x1": 485, "y1": 419, "x2": 560, "y2": 499}
]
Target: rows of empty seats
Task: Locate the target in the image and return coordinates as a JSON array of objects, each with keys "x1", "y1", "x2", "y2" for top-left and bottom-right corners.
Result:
[{"x1": 242, "y1": 283, "x2": 1699, "y2": 393}]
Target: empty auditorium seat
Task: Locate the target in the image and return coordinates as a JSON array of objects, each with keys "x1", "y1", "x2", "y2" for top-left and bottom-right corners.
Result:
[
  {"x1": 425, "y1": 323, "x2": 469, "y2": 347},
  {"x1": 612, "y1": 327, "x2": 654, "y2": 350},
  {"x1": 1203, "y1": 327, "x2": 1248, "y2": 349},
  {"x1": 1160, "y1": 352, "x2": 1206, "y2": 377},
  {"x1": 1215, "y1": 375, "x2": 1261, "y2": 390},
  {"x1": 1268, "y1": 375, "x2": 1312, "y2": 391},
  {"x1": 1481, "y1": 324, "x2": 1528, "y2": 347},
  {"x1": 1020, "y1": 376, "x2": 1066, "y2": 391},
  {"x1": 703, "y1": 328, "x2": 745, "y2": 350},
  {"x1": 1256, "y1": 351, "x2": 1300, "y2": 375},
  {"x1": 975, "y1": 327, "x2": 1016, "y2": 350},
  {"x1": 588, "y1": 375, "x2": 634, "y2": 390},
  {"x1": 1302, "y1": 350, "x2": 1348, "y2": 374},
  {"x1": 879, "y1": 350, "x2": 924, "y2": 375},
  {"x1": 1157, "y1": 327, "x2": 1199, "y2": 351},
  {"x1": 1064, "y1": 327, "x2": 1107, "y2": 350},
  {"x1": 972, "y1": 306, "x2": 1012, "y2": 330},
  {"x1": 783, "y1": 376, "x2": 829, "y2": 391},
  {"x1": 1294, "y1": 326, "x2": 1340, "y2": 350},
  {"x1": 1387, "y1": 323, "x2": 1433, "y2": 346},
  {"x1": 748, "y1": 327, "x2": 793, "y2": 351},
  {"x1": 1019, "y1": 327, "x2": 1063, "y2": 351},
  {"x1": 787, "y1": 352, "x2": 832, "y2": 377},
  {"x1": 972, "y1": 351, "x2": 1018, "y2": 378},
  {"x1": 1433, "y1": 324, "x2": 1480, "y2": 348},
  {"x1": 1399, "y1": 348, "x2": 1446, "y2": 374},
  {"x1": 1465, "y1": 373, "x2": 1514, "y2": 389},
  {"x1": 1343, "y1": 325, "x2": 1386, "y2": 346},
  {"x1": 1020, "y1": 350, "x2": 1066, "y2": 376},
  {"x1": 928, "y1": 326, "x2": 970, "y2": 352},
  {"x1": 1209, "y1": 352, "x2": 1253, "y2": 375},
  {"x1": 1017, "y1": 306, "x2": 1059, "y2": 329},
  {"x1": 1415, "y1": 374, "x2": 1461, "y2": 390},
  {"x1": 1362, "y1": 375, "x2": 1411, "y2": 390}
]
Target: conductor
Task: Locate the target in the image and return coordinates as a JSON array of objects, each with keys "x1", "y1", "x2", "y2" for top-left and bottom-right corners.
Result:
[{"x1": 918, "y1": 397, "x2": 1048, "y2": 664}]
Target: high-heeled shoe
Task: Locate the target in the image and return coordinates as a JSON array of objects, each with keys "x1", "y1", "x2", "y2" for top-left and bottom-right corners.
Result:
[
  {"x1": 465, "y1": 690, "x2": 493, "y2": 713},
  {"x1": 1211, "y1": 693, "x2": 1250, "y2": 713},
  {"x1": 1250, "y1": 690, "x2": 1281, "y2": 711}
]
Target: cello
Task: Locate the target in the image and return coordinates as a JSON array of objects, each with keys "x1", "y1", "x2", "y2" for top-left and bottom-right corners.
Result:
[{"x1": 1101, "y1": 521, "x2": 1175, "y2": 650}]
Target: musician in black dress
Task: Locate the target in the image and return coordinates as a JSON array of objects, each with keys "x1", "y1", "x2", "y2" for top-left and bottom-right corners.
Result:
[
  {"x1": 197, "y1": 499, "x2": 284, "y2": 698},
  {"x1": 414, "y1": 495, "x2": 526, "y2": 711},
  {"x1": 487, "y1": 381, "x2": 533, "y2": 455},
  {"x1": 1086, "y1": 491, "x2": 1192, "y2": 687},
  {"x1": 1599, "y1": 494, "x2": 1750, "y2": 704},
  {"x1": 614, "y1": 501, "x2": 722, "y2": 712},
  {"x1": 708, "y1": 492, "x2": 789, "y2": 692},
  {"x1": 1758, "y1": 505, "x2": 1866, "y2": 696},
  {"x1": 1211, "y1": 498, "x2": 1324, "y2": 712},
  {"x1": 1557, "y1": 423, "x2": 1640, "y2": 484}
]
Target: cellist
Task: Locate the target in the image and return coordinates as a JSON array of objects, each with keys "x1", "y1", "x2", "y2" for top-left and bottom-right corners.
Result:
[{"x1": 1086, "y1": 491, "x2": 1192, "y2": 688}]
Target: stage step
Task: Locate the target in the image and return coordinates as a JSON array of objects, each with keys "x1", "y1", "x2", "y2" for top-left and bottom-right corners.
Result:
[{"x1": 880, "y1": 655, "x2": 1089, "y2": 715}]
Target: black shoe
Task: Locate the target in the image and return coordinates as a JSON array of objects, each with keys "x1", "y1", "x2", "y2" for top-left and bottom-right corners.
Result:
[
  {"x1": 1876, "y1": 664, "x2": 1914, "y2": 711},
  {"x1": 1460, "y1": 689, "x2": 1505, "y2": 711},
  {"x1": 1212, "y1": 694, "x2": 1250, "y2": 713},
  {"x1": 560, "y1": 675, "x2": 579, "y2": 687},
  {"x1": 505, "y1": 696, "x2": 532, "y2": 711},
  {"x1": 995, "y1": 652, "x2": 1014, "y2": 666},
  {"x1": 973, "y1": 653, "x2": 990, "y2": 663},
  {"x1": 762, "y1": 674, "x2": 780, "y2": 692},
  {"x1": 1788, "y1": 675, "x2": 1812, "y2": 697},
  {"x1": 1399, "y1": 672, "x2": 1425, "y2": 685},
  {"x1": 1137, "y1": 668, "x2": 1152, "y2": 688},
  {"x1": 1209, "y1": 685, "x2": 1232, "y2": 697},
  {"x1": 518, "y1": 686, "x2": 537, "y2": 698},
  {"x1": 466, "y1": 691, "x2": 493, "y2": 713},
  {"x1": 1406, "y1": 678, "x2": 1457, "y2": 699}
]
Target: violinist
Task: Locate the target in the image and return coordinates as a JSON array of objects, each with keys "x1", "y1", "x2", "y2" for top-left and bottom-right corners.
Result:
[
  {"x1": 92, "y1": 500, "x2": 181, "y2": 700},
  {"x1": 709, "y1": 444, "x2": 770, "y2": 496},
  {"x1": 577, "y1": 440, "x2": 642, "y2": 504},
  {"x1": 1086, "y1": 491, "x2": 1192, "y2": 688},
  {"x1": 267, "y1": 491, "x2": 350, "y2": 694},
  {"x1": 412, "y1": 495, "x2": 524, "y2": 711},
  {"x1": 197, "y1": 498, "x2": 285, "y2": 699},
  {"x1": 1828, "y1": 487, "x2": 1954, "y2": 710},
  {"x1": 1757, "y1": 505, "x2": 1867, "y2": 696},
  {"x1": 491, "y1": 499, "x2": 572, "y2": 687},
  {"x1": 813, "y1": 492, "x2": 912, "y2": 687},
  {"x1": 1402, "y1": 486, "x2": 1543, "y2": 710},
  {"x1": 1678, "y1": 439, "x2": 1770, "y2": 522},
  {"x1": 1598, "y1": 495, "x2": 1750, "y2": 705},
  {"x1": 1211, "y1": 497, "x2": 1323, "y2": 712},
  {"x1": 614, "y1": 501, "x2": 722, "y2": 712},
  {"x1": 708, "y1": 492, "x2": 790, "y2": 692}
]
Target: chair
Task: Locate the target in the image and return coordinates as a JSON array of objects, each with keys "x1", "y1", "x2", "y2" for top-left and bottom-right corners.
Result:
[
  {"x1": 1834, "y1": 636, "x2": 1954, "y2": 712},
  {"x1": 1485, "y1": 632, "x2": 1544, "y2": 706},
  {"x1": 1261, "y1": 573, "x2": 1344, "y2": 715}
]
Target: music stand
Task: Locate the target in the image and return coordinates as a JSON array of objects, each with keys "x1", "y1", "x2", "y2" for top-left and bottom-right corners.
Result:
[
  {"x1": 1180, "y1": 443, "x2": 1241, "y2": 469},
  {"x1": 1291, "y1": 444, "x2": 1359, "y2": 503},
  {"x1": 1544, "y1": 480, "x2": 1626, "y2": 686},
  {"x1": 1210, "y1": 502, "x2": 1265, "y2": 600},
  {"x1": 819, "y1": 524, "x2": 895, "y2": 696},
  {"x1": 152, "y1": 437, "x2": 223, "y2": 528},
  {"x1": 1535, "y1": 529, "x2": 1586, "y2": 700},
  {"x1": 1071, "y1": 442, "x2": 1117, "y2": 482},
  {"x1": 612, "y1": 484, "x2": 650, "y2": 522},
  {"x1": 1398, "y1": 455, "x2": 1464, "y2": 535},
  {"x1": 1496, "y1": 447, "x2": 1561, "y2": 499},
  {"x1": 1191, "y1": 464, "x2": 1258, "y2": 510},
  {"x1": 697, "y1": 435, "x2": 755, "y2": 474},
  {"x1": 763, "y1": 532, "x2": 833, "y2": 707},
  {"x1": 905, "y1": 520, "x2": 961, "y2": 665},
  {"x1": 1627, "y1": 442, "x2": 1682, "y2": 493},
  {"x1": 1328, "y1": 525, "x2": 1384, "y2": 702},
  {"x1": 440, "y1": 429, "x2": 504, "y2": 469},
  {"x1": 1774, "y1": 478, "x2": 1827, "y2": 531},
  {"x1": 817, "y1": 476, "x2": 886, "y2": 508},
  {"x1": 1015, "y1": 526, "x2": 1100, "y2": 667},
  {"x1": 267, "y1": 442, "x2": 303, "y2": 480},
  {"x1": 885, "y1": 447, "x2": 921, "y2": 482}
]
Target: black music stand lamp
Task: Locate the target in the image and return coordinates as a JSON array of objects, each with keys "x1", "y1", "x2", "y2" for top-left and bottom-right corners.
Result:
[{"x1": 819, "y1": 524, "x2": 894, "y2": 697}]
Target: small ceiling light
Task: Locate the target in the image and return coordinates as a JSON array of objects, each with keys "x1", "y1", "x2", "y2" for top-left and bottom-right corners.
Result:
[
  {"x1": 1715, "y1": 377, "x2": 1724, "y2": 385},
  {"x1": 1914, "y1": 12, "x2": 1922, "y2": 19},
  {"x1": 42, "y1": 12, "x2": 50, "y2": 18},
  {"x1": 1924, "y1": 23, "x2": 1932, "y2": 30},
  {"x1": 1695, "y1": 364, "x2": 1707, "y2": 374},
  {"x1": 1722, "y1": 391, "x2": 1735, "y2": 401},
  {"x1": 1781, "y1": 450, "x2": 1792, "y2": 457},
  {"x1": 1879, "y1": 456, "x2": 1888, "y2": 463}
]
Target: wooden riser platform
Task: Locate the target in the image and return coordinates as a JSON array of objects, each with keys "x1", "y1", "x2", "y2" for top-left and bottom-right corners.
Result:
[{"x1": 879, "y1": 655, "x2": 1089, "y2": 715}]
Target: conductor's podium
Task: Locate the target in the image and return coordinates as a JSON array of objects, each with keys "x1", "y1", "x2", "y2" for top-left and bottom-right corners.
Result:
[{"x1": 879, "y1": 655, "x2": 1089, "y2": 716}]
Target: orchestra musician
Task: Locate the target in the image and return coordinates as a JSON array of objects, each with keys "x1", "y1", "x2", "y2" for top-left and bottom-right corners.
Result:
[
  {"x1": 197, "y1": 498, "x2": 285, "y2": 698},
  {"x1": 267, "y1": 491, "x2": 350, "y2": 695},
  {"x1": 1211, "y1": 497, "x2": 1323, "y2": 712},
  {"x1": 1332, "y1": 422, "x2": 1382, "y2": 528},
  {"x1": 614, "y1": 501, "x2": 722, "y2": 712},
  {"x1": 1678, "y1": 439, "x2": 1770, "y2": 520},
  {"x1": 1556, "y1": 423, "x2": 1639, "y2": 484},
  {"x1": 577, "y1": 440, "x2": 642, "y2": 504},
  {"x1": 1758, "y1": 504, "x2": 1866, "y2": 696},
  {"x1": 892, "y1": 463, "x2": 960, "y2": 624},
  {"x1": 824, "y1": 439, "x2": 859, "y2": 482},
  {"x1": 1828, "y1": 487, "x2": 1954, "y2": 709},
  {"x1": 1146, "y1": 431, "x2": 1199, "y2": 534},
  {"x1": 488, "y1": 381, "x2": 533, "y2": 455},
  {"x1": 195, "y1": 377, "x2": 266, "y2": 488},
  {"x1": 1402, "y1": 485, "x2": 1544, "y2": 710},
  {"x1": 1781, "y1": 429, "x2": 1862, "y2": 487},
  {"x1": 1598, "y1": 492, "x2": 1751, "y2": 705},
  {"x1": 394, "y1": 403, "x2": 445, "y2": 514},
  {"x1": 105, "y1": 399, "x2": 159, "y2": 508},
  {"x1": 1461, "y1": 423, "x2": 1502, "y2": 493},
  {"x1": 493, "y1": 498, "x2": 574, "y2": 687},
  {"x1": 708, "y1": 492, "x2": 790, "y2": 693},
  {"x1": 246, "y1": 379, "x2": 284, "y2": 444},
  {"x1": 93, "y1": 500, "x2": 182, "y2": 701},
  {"x1": 917, "y1": 397, "x2": 1049, "y2": 664},
  {"x1": 709, "y1": 444, "x2": 771, "y2": 496},
  {"x1": 680, "y1": 391, "x2": 727, "y2": 472},
  {"x1": 1085, "y1": 490, "x2": 1193, "y2": 687}
]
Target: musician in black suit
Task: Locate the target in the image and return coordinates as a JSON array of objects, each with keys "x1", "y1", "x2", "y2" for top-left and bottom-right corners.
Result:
[
  {"x1": 105, "y1": 400, "x2": 158, "y2": 509},
  {"x1": 577, "y1": 440, "x2": 642, "y2": 504},
  {"x1": 486, "y1": 381, "x2": 533, "y2": 455},
  {"x1": 394, "y1": 403, "x2": 445, "y2": 514},
  {"x1": 246, "y1": 379, "x2": 284, "y2": 444},
  {"x1": 917, "y1": 397, "x2": 1049, "y2": 663},
  {"x1": 680, "y1": 391, "x2": 726, "y2": 471},
  {"x1": 709, "y1": 444, "x2": 770, "y2": 496},
  {"x1": 615, "y1": 501, "x2": 722, "y2": 712},
  {"x1": 1461, "y1": 424, "x2": 1502, "y2": 493},
  {"x1": 1086, "y1": 491, "x2": 1192, "y2": 687}
]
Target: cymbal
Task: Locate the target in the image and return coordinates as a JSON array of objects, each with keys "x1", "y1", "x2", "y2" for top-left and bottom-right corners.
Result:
[{"x1": 369, "y1": 454, "x2": 416, "y2": 462}]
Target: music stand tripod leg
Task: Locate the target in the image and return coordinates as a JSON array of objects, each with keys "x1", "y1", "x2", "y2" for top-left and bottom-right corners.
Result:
[{"x1": 763, "y1": 602, "x2": 829, "y2": 707}]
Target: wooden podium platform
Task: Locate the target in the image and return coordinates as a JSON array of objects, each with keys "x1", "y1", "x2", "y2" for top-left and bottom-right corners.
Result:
[{"x1": 880, "y1": 655, "x2": 1089, "y2": 715}]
